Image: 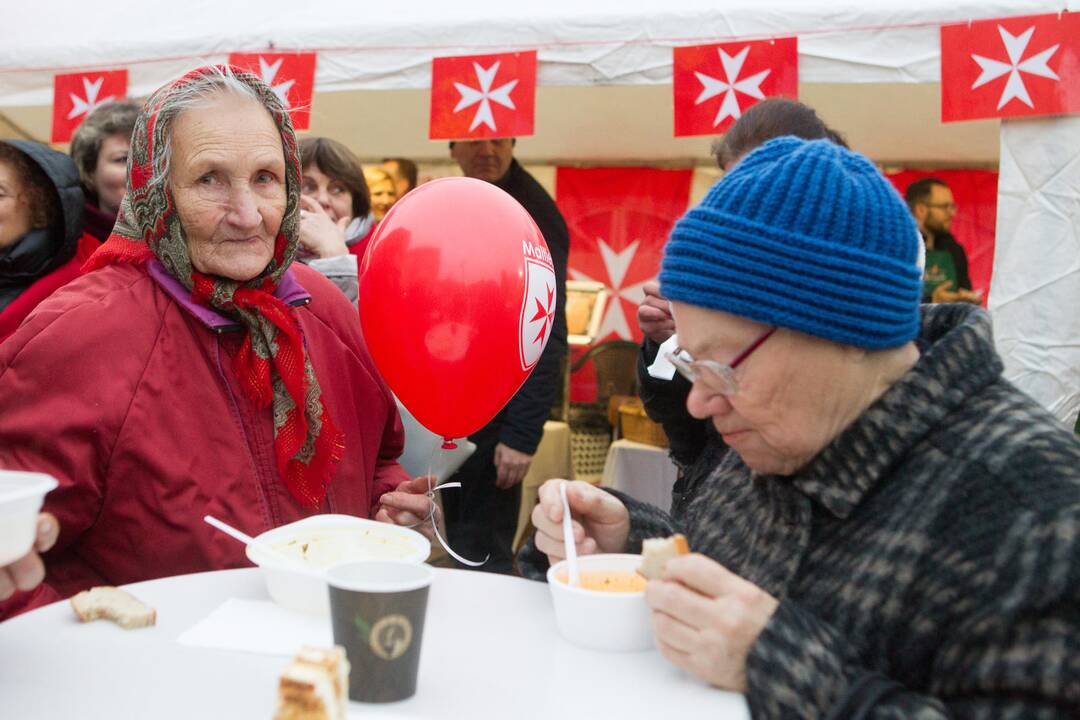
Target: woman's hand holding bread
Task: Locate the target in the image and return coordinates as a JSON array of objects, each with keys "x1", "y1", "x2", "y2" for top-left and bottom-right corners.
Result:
[{"x1": 645, "y1": 553, "x2": 778, "y2": 692}]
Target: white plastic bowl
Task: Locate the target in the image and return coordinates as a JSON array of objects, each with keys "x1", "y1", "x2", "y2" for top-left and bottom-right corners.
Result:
[
  {"x1": 246, "y1": 514, "x2": 430, "y2": 615},
  {"x1": 547, "y1": 553, "x2": 654, "y2": 652},
  {"x1": 0, "y1": 471, "x2": 58, "y2": 567}
]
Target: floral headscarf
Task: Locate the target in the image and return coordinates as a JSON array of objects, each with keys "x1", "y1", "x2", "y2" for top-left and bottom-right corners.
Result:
[{"x1": 86, "y1": 66, "x2": 344, "y2": 507}]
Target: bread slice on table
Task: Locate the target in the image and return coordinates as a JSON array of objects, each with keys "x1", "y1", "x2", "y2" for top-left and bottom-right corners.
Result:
[
  {"x1": 70, "y1": 586, "x2": 156, "y2": 629},
  {"x1": 638, "y1": 533, "x2": 690, "y2": 580},
  {"x1": 274, "y1": 645, "x2": 350, "y2": 720}
]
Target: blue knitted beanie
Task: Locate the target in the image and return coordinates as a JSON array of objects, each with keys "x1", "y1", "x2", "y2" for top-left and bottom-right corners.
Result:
[{"x1": 660, "y1": 136, "x2": 922, "y2": 349}]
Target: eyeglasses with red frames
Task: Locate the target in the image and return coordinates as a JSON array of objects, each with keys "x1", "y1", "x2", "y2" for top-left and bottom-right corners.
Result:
[{"x1": 665, "y1": 327, "x2": 776, "y2": 396}]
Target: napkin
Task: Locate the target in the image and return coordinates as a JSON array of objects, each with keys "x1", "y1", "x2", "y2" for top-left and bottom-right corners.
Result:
[
  {"x1": 646, "y1": 334, "x2": 680, "y2": 380},
  {"x1": 177, "y1": 598, "x2": 332, "y2": 656}
]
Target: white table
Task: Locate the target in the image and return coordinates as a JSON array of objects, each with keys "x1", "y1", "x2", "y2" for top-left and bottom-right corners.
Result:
[
  {"x1": 601, "y1": 439, "x2": 680, "y2": 511},
  {"x1": 0, "y1": 568, "x2": 748, "y2": 719}
]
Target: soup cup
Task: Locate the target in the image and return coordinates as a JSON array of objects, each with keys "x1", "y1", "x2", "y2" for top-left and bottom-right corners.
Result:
[{"x1": 547, "y1": 553, "x2": 653, "y2": 652}]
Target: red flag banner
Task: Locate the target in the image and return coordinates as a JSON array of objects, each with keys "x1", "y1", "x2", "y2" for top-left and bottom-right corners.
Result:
[
  {"x1": 228, "y1": 52, "x2": 317, "y2": 130},
  {"x1": 52, "y1": 70, "x2": 128, "y2": 143},
  {"x1": 941, "y1": 13, "x2": 1080, "y2": 122},
  {"x1": 886, "y1": 168, "x2": 999, "y2": 302},
  {"x1": 557, "y1": 167, "x2": 692, "y2": 401},
  {"x1": 673, "y1": 37, "x2": 798, "y2": 137},
  {"x1": 430, "y1": 51, "x2": 537, "y2": 140}
]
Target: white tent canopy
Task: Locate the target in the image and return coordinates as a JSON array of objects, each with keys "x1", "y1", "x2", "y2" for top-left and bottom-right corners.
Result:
[{"x1": 0, "y1": 0, "x2": 1070, "y2": 163}]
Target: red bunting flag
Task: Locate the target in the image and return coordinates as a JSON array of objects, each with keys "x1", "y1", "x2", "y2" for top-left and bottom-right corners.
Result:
[
  {"x1": 429, "y1": 51, "x2": 537, "y2": 140},
  {"x1": 673, "y1": 38, "x2": 798, "y2": 137},
  {"x1": 228, "y1": 52, "x2": 317, "y2": 130},
  {"x1": 51, "y1": 70, "x2": 128, "y2": 143},
  {"x1": 941, "y1": 13, "x2": 1080, "y2": 122},
  {"x1": 558, "y1": 167, "x2": 693, "y2": 343}
]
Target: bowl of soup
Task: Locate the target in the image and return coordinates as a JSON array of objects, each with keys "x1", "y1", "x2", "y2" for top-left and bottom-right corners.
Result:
[
  {"x1": 247, "y1": 514, "x2": 430, "y2": 614},
  {"x1": 546, "y1": 553, "x2": 653, "y2": 652}
]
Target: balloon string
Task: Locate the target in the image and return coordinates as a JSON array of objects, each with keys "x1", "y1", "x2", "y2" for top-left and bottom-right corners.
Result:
[{"x1": 407, "y1": 443, "x2": 489, "y2": 568}]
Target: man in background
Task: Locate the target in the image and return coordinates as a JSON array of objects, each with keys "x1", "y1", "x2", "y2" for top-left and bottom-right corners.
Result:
[
  {"x1": 445, "y1": 137, "x2": 569, "y2": 573},
  {"x1": 382, "y1": 157, "x2": 418, "y2": 198},
  {"x1": 905, "y1": 177, "x2": 982, "y2": 304}
]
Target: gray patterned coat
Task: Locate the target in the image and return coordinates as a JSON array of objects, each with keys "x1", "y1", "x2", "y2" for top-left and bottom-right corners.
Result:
[{"x1": 519, "y1": 304, "x2": 1080, "y2": 718}]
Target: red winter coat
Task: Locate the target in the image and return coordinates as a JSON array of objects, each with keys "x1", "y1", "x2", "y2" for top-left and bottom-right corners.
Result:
[{"x1": 0, "y1": 260, "x2": 407, "y2": 619}]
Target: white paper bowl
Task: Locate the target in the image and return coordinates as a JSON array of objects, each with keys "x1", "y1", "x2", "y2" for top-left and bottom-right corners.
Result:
[
  {"x1": 246, "y1": 514, "x2": 430, "y2": 614},
  {"x1": 0, "y1": 471, "x2": 58, "y2": 567},
  {"x1": 547, "y1": 553, "x2": 653, "y2": 652}
]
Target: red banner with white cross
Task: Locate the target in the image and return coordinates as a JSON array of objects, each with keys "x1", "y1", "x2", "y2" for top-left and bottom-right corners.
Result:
[
  {"x1": 429, "y1": 51, "x2": 537, "y2": 140},
  {"x1": 51, "y1": 69, "x2": 128, "y2": 143},
  {"x1": 941, "y1": 13, "x2": 1080, "y2": 122},
  {"x1": 228, "y1": 52, "x2": 317, "y2": 130},
  {"x1": 673, "y1": 37, "x2": 798, "y2": 137},
  {"x1": 557, "y1": 166, "x2": 693, "y2": 400}
]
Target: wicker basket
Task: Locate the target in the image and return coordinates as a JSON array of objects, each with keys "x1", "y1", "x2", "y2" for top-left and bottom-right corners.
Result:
[
  {"x1": 568, "y1": 402, "x2": 612, "y2": 479},
  {"x1": 618, "y1": 399, "x2": 669, "y2": 448}
]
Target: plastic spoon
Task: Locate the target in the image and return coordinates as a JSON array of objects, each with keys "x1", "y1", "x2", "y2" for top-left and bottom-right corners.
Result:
[
  {"x1": 558, "y1": 481, "x2": 581, "y2": 587},
  {"x1": 203, "y1": 515, "x2": 325, "y2": 579}
]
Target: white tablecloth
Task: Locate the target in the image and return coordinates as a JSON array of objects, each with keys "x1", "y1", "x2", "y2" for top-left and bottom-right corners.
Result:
[
  {"x1": 0, "y1": 568, "x2": 747, "y2": 719},
  {"x1": 601, "y1": 439, "x2": 679, "y2": 511}
]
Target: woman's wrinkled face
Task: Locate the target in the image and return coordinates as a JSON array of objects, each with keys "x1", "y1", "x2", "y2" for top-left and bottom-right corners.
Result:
[
  {"x1": 301, "y1": 163, "x2": 353, "y2": 223},
  {"x1": 91, "y1": 133, "x2": 130, "y2": 215},
  {"x1": 0, "y1": 160, "x2": 33, "y2": 251},
  {"x1": 170, "y1": 93, "x2": 287, "y2": 282},
  {"x1": 672, "y1": 301, "x2": 860, "y2": 476}
]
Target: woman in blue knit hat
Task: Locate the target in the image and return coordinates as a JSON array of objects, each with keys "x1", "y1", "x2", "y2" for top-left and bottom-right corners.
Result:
[{"x1": 521, "y1": 137, "x2": 1080, "y2": 717}]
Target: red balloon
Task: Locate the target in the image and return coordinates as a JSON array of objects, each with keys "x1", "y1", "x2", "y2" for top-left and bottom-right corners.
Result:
[{"x1": 359, "y1": 177, "x2": 557, "y2": 441}]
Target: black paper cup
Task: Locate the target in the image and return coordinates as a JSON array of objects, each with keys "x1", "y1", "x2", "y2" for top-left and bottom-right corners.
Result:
[{"x1": 327, "y1": 561, "x2": 434, "y2": 703}]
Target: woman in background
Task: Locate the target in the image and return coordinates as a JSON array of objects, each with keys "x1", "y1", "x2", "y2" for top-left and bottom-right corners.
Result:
[
  {"x1": 362, "y1": 165, "x2": 398, "y2": 224},
  {"x1": 297, "y1": 137, "x2": 376, "y2": 301},
  {"x1": 0, "y1": 140, "x2": 86, "y2": 342},
  {"x1": 69, "y1": 101, "x2": 139, "y2": 252}
]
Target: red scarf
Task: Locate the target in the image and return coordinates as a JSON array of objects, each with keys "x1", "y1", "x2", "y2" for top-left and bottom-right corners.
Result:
[{"x1": 85, "y1": 66, "x2": 344, "y2": 507}]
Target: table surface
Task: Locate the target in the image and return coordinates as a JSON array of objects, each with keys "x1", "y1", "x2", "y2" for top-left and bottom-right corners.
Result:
[
  {"x1": 602, "y1": 438, "x2": 680, "y2": 511},
  {"x1": 0, "y1": 567, "x2": 748, "y2": 719}
]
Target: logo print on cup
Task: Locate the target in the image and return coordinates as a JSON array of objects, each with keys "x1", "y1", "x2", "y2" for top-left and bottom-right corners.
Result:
[{"x1": 367, "y1": 614, "x2": 413, "y2": 660}]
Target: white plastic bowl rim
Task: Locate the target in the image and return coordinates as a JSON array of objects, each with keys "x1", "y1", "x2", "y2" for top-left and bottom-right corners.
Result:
[
  {"x1": 547, "y1": 553, "x2": 647, "y2": 597},
  {"x1": 0, "y1": 471, "x2": 59, "y2": 508},
  {"x1": 245, "y1": 514, "x2": 431, "y2": 571}
]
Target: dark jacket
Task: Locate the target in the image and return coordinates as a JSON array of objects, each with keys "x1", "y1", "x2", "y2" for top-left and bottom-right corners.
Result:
[
  {"x1": 923, "y1": 230, "x2": 972, "y2": 301},
  {"x1": 638, "y1": 337, "x2": 706, "y2": 468},
  {"x1": 482, "y1": 159, "x2": 569, "y2": 454},
  {"x1": 522, "y1": 304, "x2": 1080, "y2": 717},
  {"x1": 0, "y1": 140, "x2": 84, "y2": 318}
]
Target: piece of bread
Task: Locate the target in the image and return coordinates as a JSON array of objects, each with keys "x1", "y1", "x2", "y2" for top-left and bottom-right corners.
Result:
[
  {"x1": 70, "y1": 586, "x2": 156, "y2": 629},
  {"x1": 273, "y1": 645, "x2": 350, "y2": 720},
  {"x1": 637, "y1": 534, "x2": 690, "y2": 580}
]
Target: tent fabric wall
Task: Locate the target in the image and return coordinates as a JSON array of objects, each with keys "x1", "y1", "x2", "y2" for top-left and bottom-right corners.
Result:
[
  {"x1": 0, "y1": 1, "x2": 1071, "y2": 105},
  {"x1": 988, "y1": 115, "x2": 1080, "y2": 429}
]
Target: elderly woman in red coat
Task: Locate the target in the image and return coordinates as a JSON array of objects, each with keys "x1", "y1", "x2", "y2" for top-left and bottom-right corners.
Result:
[{"x1": 0, "y1": 66, "x2": 431, "y2": 617}]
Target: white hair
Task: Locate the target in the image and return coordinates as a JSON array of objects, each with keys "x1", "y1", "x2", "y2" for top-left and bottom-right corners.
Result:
[{"x1": 149, "y1": 65, "x2": 270, "y2": 189}]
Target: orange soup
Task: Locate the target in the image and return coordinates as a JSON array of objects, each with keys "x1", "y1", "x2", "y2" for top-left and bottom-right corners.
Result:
[{"x1": 557, "y1": 570, "x2": 647, "y2": 593}]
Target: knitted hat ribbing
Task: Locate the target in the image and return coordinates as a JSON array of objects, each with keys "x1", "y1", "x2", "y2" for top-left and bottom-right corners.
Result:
[{"x1": 660, "y1": 137, "x2": 922, "y2": 349}]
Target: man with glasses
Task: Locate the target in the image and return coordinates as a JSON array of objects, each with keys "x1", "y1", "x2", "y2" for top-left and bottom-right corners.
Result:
[{"x1": 905, "y1": 177, "x2": 982, "y2": 304}]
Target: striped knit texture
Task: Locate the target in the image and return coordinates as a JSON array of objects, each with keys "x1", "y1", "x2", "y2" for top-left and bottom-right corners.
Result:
[
  {"x1": 660, "y1": 137, "x2": 923, "y2": 349},
  {"x1": 518, "y1": 304, "x2": 1080, "y2": 717}
]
